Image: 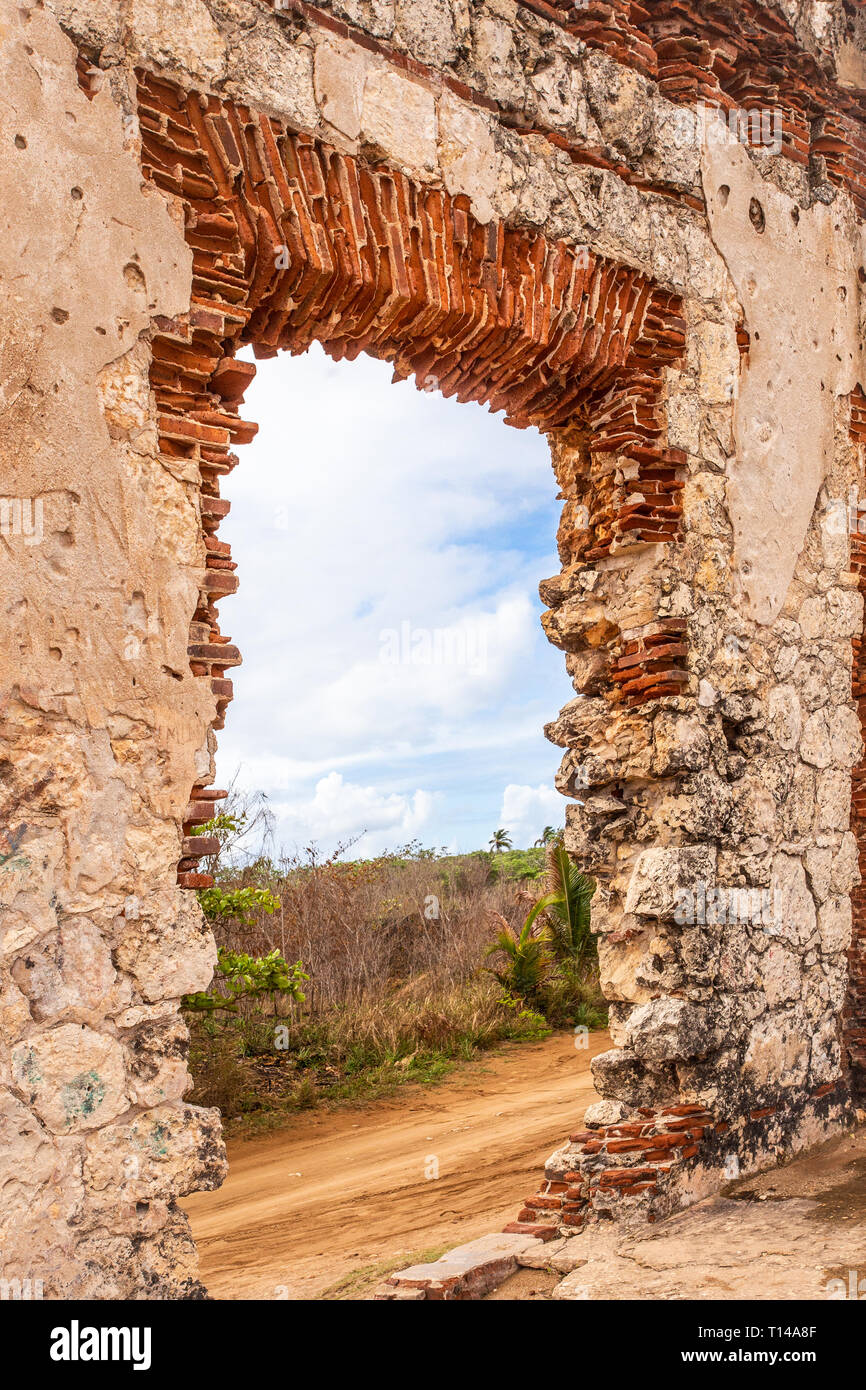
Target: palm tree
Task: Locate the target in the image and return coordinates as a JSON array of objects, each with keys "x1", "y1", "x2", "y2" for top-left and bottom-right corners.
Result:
[
  {"x1": 524, "y1": 835, "x2": 596, "y2": 971},
  {"x1": 484, "y1": 914, "x2": 548, "y2": 1002},
  {"x1": 534, "y1": 825, "x2": 559, "y2": 847},
  {"x1": 489, "y1": 828, "x2": 512, "y2": 853}
]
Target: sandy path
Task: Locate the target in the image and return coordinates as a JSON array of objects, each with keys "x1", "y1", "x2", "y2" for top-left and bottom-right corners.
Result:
[{"x1": 182, "y1": 1030, "x2": 610, "y2": 1299}]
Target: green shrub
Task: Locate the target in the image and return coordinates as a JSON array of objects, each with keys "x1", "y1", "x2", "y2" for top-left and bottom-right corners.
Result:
[
  {"x1": 182, "y1": 946, "x2": 308, "y2": 1015},
  {"x1": 484, "y1": 918, "x2": 549, "y2": 1003}
]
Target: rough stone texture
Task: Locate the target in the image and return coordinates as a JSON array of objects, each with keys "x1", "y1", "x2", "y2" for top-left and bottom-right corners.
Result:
[
  {"x1": 549, "y1": 1126, "x2": 866, "y2": 1301},
  {"x1": 375, "y1": 1231, "x2": 545, "y2": 1299},
  {"x1": 387, "y1": 1124, "x2": 866, "y2": 1300},
  {"x1": 2, "y1": 0, "x2": 866, "y2": 1295},
  {"x1": 0, "y1": 0, "x2": 225, "y2": 1298}
]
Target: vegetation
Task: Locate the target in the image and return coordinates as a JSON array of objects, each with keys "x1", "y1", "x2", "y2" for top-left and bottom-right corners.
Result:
[
  {"x1": 524, "y1": 837, "x2": 596, "y2": 972},
  {"x1": 484, "y1": 918, "x2": 549, "y2": 1005},
  {"x1": 318, "y1": 1246, "x2": 453, "y2": 1301},
  {"x1": 182, "y1": 788, "x2": 606, "y2": 1135},
  {"x1": 182, "y1": 947, "x2": 308, "y2": 1015},
  {"x1": 483, "y1": 835, "x2": 603, "y2": 1029}
]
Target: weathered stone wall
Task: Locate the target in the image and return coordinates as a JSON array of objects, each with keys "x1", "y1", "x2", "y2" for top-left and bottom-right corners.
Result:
[
  {"x1": 0, "y1": 1, "x2": 226, "y2": 1298},
  {"x1": 2, "y1": 0, "x2": 866, "y2": 1292}
]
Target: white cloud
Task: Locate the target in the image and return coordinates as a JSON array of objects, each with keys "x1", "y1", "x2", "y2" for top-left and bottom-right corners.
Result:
[
  {"x1": 270, "y1": 772, "x2": 436, "y2": 857},
  {"x1": 498, "y1": 783, "x2": 566, "y2": 847},
  {"x1": 213, "y1": 343, "x2": 575, "y2": 853}
]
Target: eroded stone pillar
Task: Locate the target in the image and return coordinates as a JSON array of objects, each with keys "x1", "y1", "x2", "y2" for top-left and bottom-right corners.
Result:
[
  {"x1": 0, "y1": 2, "x2": 225, "y2": 1297},
  {"x1": 522, "y1": 150, "x2": 866, "y2": 1230}
]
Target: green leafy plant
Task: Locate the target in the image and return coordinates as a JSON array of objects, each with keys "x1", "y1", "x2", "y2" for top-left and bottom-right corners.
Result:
[
  {"x1": 197, "y1": 883, "x2": 281, "y2": 927},
  {"x1": 183, "y1": 946, "x2": 308, "y2": 1014},
  {"x1": 186, "y1": 858, "x2": 307, "y2": 1016},
  {"x1": 488, "y1": 828, "x2": 513, "y2": 853},
  {"x1": 189, "y1": 811, "x2": 246, "y2": 838},
  {"x1": 524, "y1": 836, "x2": 596, "y2": 972},
  {"x1": 484, "y1": 914, "x2": 549, "y2": 1002}
]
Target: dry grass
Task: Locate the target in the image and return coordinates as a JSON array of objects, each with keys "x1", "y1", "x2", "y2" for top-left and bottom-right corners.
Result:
[
  {"x1": 186, "y1": 838, "x2": 606, "y2": 1133},
  {"x1": 211, "y1": 847, "x2": 538, "y2": 1005}
]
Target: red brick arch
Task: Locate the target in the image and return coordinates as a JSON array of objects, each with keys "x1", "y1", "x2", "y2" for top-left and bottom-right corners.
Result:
[{"x1": 133, "y1": 69, "x2": 688, "y2": 887}]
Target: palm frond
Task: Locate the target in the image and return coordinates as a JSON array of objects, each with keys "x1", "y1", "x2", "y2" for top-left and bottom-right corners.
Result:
[{"x1": 525, "y1": 835, "x2": 597, "y2": 969}]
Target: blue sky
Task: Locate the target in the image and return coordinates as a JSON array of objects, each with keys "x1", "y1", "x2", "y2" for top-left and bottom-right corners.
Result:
[{"x1": 214, "y1": 343, "x2": 575, "y2": 857}]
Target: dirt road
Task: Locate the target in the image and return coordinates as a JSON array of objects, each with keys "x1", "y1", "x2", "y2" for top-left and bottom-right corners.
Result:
[{"x1": 182, "y1": 1030, "x2": 610, "y2": 1299}]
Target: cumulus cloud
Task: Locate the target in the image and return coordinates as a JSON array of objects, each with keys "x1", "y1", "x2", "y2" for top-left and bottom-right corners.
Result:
[
  {"x1": 270, "y1": 772, "x2": 436, "y2": 857},
  {"x1": 214, "y1": 344, "x2": 574, "y2": 853},
  {"x1": 498, "y1": 783, "x2": 567, "y2": 847}
]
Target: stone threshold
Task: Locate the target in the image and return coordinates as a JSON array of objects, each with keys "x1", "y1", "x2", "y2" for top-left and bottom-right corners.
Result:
[{"x1": 374, "y1": 1229, "x2": 586, "y2": 1300}]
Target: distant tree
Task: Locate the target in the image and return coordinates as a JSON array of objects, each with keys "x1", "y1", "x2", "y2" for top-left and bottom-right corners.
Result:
[
  {"x1": 489, "y1": 828, "x2": 513, "y2": 853},
  {"x1": 534, "y1": 825, "x2": 559, "y2": 847}
]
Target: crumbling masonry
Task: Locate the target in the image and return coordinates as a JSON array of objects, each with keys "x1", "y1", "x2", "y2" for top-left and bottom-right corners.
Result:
[{"x1": 2, "y1": 0, "x2": 866, "y2": 1296}]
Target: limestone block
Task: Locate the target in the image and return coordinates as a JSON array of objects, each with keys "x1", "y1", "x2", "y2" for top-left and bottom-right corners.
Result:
[
  {"x1": 818, "y1": 895, "x2": 852, "y2": 955},
  {"x1": 767, "y1": 684, "x2": 802, "y2": 751},
  {"x1": 583, "y1": 1099, "x2": 628, "y2": 1128},
  {"x1": 809, "y1": 1016, "x2": 841, "y2": 1086},
  {"x1": 114, "y1": 893, "x2": 216, "y2": 1002},
  {"x1": 800, "y1": 839, "x2": 839, "y2": 906},
  {"x1": 815, "y1": 769, "x2": 851, "y2": 832},
  {"x1": 83, "y1": 1102, "x2": 226, "y2": 1201},
  {"x1": 0, "y1": 972, "x2": 31, "y2": 1046},
  {"x1": 395, "y1": 0, "x2": 457, "y2": 66},
  {"x1": 128, "y1": 0, "x2": 227, "y2": 83},
  {"x1": 11, "y1": 1024, "x2": 128, "y2": 1133},
  {"x1": 11, "y1": 917, "x2": 119, "y2": 1022},
  {"x1": 759, "y1": 943, "x2": 802, "y2": 1008},
  {"x1": 651, "y1": 712, "x2": 711, "y2": 774},
  {"x1": 0, "y1": 1087, "x2": 61, "y2": 1195},
  {"x1": 471, "y1": 15, "x2": 523, "y2": 109},
  {"x1": 437, "y1": 91, "x2": 497, "y2": 223},
  {"x1": 590, "y1": 1046, "x2": 678, "y2": 1107},
  {"x1": 742, "y1": 1009, "x2": 810, "y2": 1091},
  {"x1": 690, "y1": 319, "x2": 739, "y2": 405},
  {"x1": 314, "y1": 41, "x2": 368, "y2": 140},
  {"x1": 0, "y1": 828, "x2": 65, "y2": 958},
  {"x1": 529, "y1": 52, "x2": 585, "y2": 133},
  {"x1": 800, "y1": 705, "x2": 861, "y2": 769},
  {"x1": 361, "y1": 68, "x2": 437, "y2": 175},
  {"x1": 224, "y1": 18, "x2": 317, "y2": 128},
  {"x1": 770, "y1": 853, "x2": 818, "y2": 949},
  {"x1": 597, "y1": 931, "x2": 654, "y2": 1005},
  {"x1": 831, "y1": 833, "x2": 860, "y2": 895},
  {"x1": 800, "y1": 709, "x2": 834, "y2": 768},
  {"x1": 624, "y1": 845, "x2": 717, "y2": 919},
  {"x1": 624, "y1": 997, "x2": 723, "y2": 1062},
  {"x1": 124, "y1": 1016, "x2": 191, "y2": 1108},
  {"x1": 380, "y1": 1232, "x2": 541, "y2": 1299},
  {"x1": 799, "y1": 590, "x2": 863, "y2": 641}
]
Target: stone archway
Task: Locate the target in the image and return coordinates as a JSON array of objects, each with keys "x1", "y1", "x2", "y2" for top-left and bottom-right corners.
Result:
[{"x1": 3, "y1": 0, "x2": 866, "y2": 1297}]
